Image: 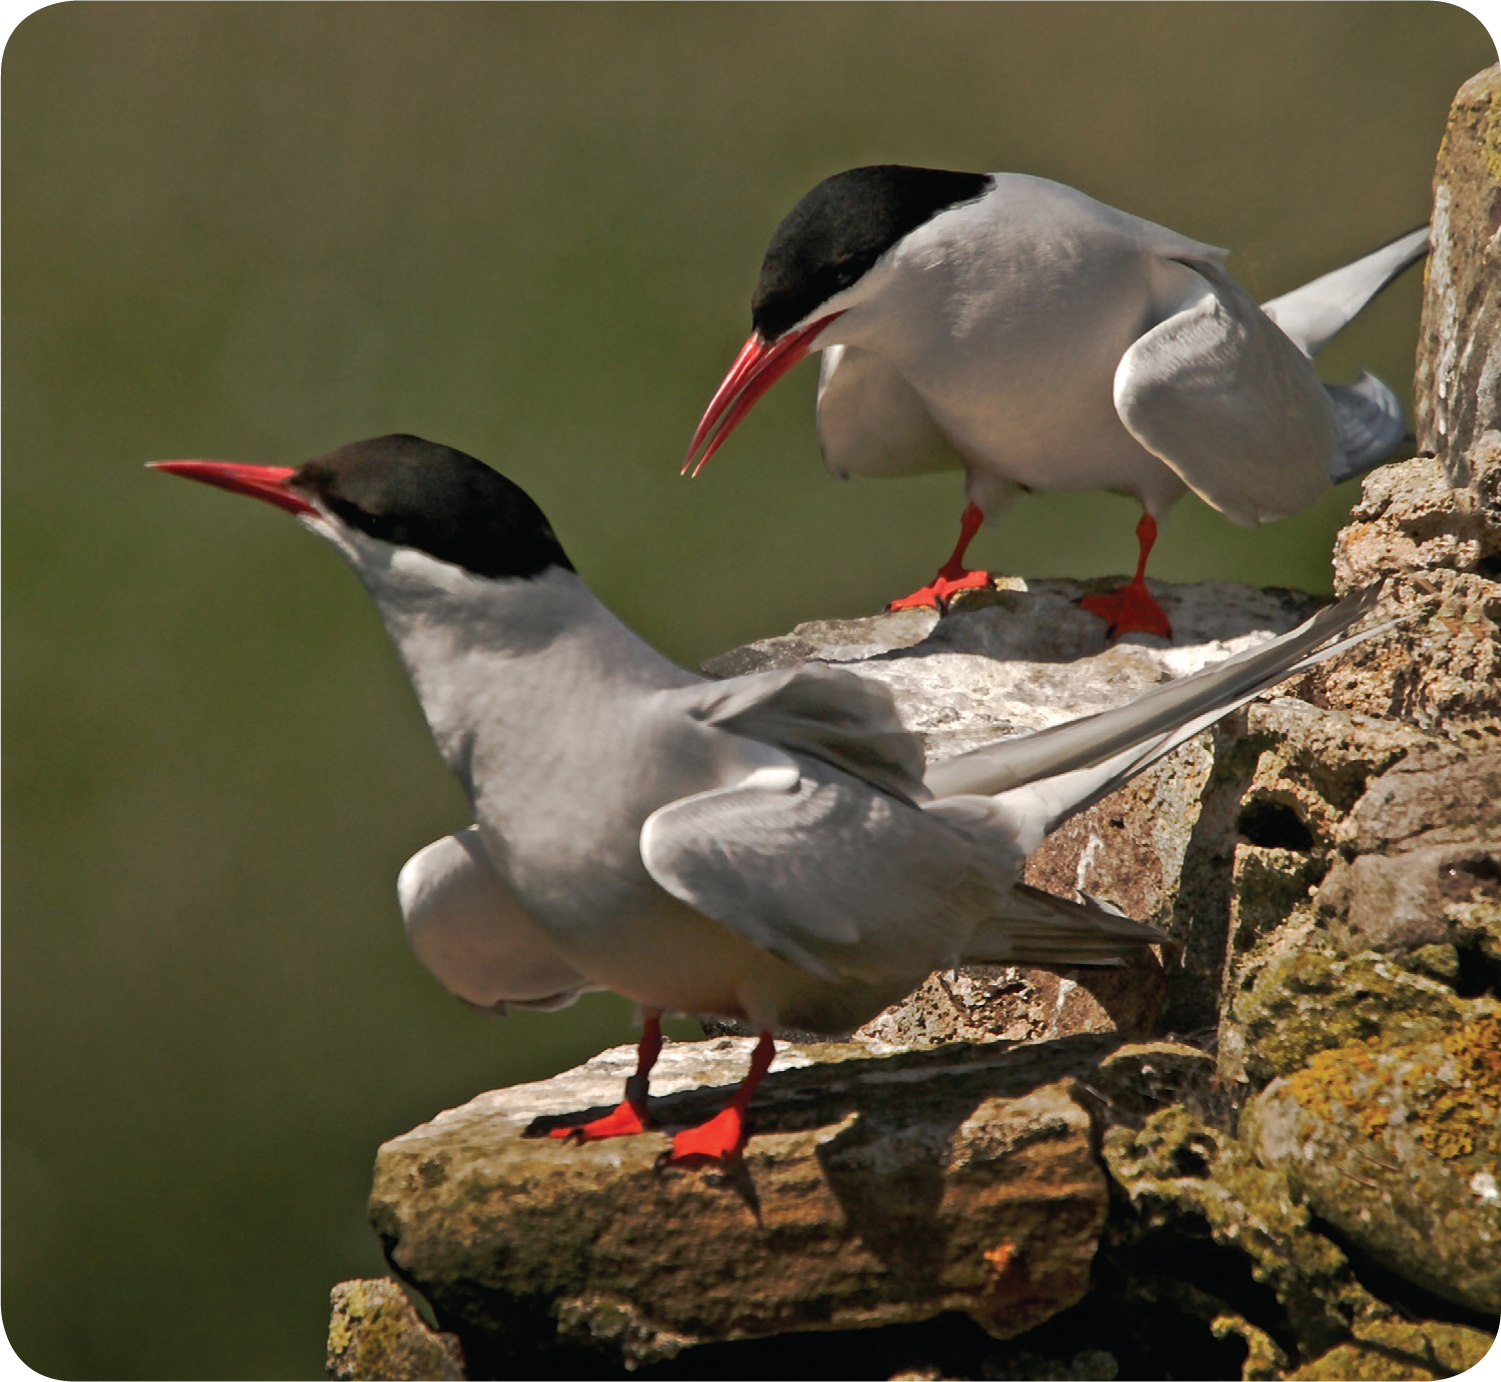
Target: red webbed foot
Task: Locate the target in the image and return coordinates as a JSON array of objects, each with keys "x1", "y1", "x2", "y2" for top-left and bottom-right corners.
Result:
[
  {"x1": 887, "y1": 567, "x2": 994, "y2": 612},
  {"x1": 660, "y1": 1029, "x2": 776, "y2": 1168},
  {"x1": 1080, "y1": 512, "x2": 1172, "y2": 639},
  {"x1": 661, "y1": 1105, "x2": 751, "y2": 1167},
  {"x1": 548, "y1": 1013, "x2": 662, "y2": 1144},
  {"x1": 547, "y1": 1098, "x2": 652, "y2": 1143},
  {"x1": 888, "y1": 501, "x2": 991, "y2": 611},
  {"x1": 1078, "y1": 581, "x2": 1173, "y2": 640}
]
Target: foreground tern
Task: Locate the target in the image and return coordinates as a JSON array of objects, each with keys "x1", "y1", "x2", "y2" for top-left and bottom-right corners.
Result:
[
  {"x1": 156, "y1": 434, "x2": 1383, "y2": 1163},
  {"x1": 685, "y1": 167, "x2": 1427, "y2": 637}
]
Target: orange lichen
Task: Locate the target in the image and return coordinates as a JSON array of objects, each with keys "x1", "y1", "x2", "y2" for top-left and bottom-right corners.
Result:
[
  {"x1": 1285, "y1": 1015, "x2": 1501, "y2": 1163},
  {"x1": 1416, "y1": 1015, "x2": 1501, "y2": 1161},
  {"x1": 1285, "y1": 1039, "x2": 1394, "y2": 1138},
  {"x1": 983, "y1": 1242, "x2": 1016, "y2": 1274}
]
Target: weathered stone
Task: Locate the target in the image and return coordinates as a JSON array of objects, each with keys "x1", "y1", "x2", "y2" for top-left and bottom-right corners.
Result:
[
  {"x1": 1239, "y1": 699, "x2": 1436, "y2": 847},
  {"x1": 1102, "y1": 1106, "x2": 1371, "y2": 1361},
  {"x1": 1314, "y1": 432, "x2": 1501, "y2": 738},
  {"x1": 1226, "y1": 950, "x2": 1466, "y2": 1086},
  {"x1": 1243, "y1": 1012, "x2": 1501, "y2": 1315},
  {"x1": 1333, "y1": 451, "x2": 1501, "y2": 587},
  {"x1": 369, "y1": 1035, "x2": 1118, "y2": 1369},
  {"x1": 1083, "y1": 1041, "x2": 1222, "y2": 1128},
  {"x1": 1286, "y1": 1318, "x2": 1498, "y2": 1381},
  {"x1": 1323, "y1": 840, "x2": 1501, "y2": 956},
  {"x1": 851, "y1": 951, "x2": 1169, "y2": 1049},
  {"x1": 1414, "y1": 64, "x2": 1501, "y2": 474},
  {"x1": 1305, "y1": 565, "x2": 1501, "y2": 737},
  {"x1": 1346, "y1": 743, "x2": 1501, "y2": 854},
  {"x1": 327, "y1": 1278, "x2": 465, "y2": 1381}
]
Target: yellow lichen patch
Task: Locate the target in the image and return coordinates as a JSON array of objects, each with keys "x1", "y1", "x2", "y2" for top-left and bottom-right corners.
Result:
[
  {"x1": 1286, "y1": 1015, "x2": 1501, "y2": 1162},
  {"x1": 1417, "y1": 1014, "x2": 1501, "y2": 1160},
  {"x1": 1284, "y1": 1038, "x2": 1394, "y2": 1138},
  {"x1": 1484, "y1": 94, "x2": 1501, "y2": 186},
  {"x1": 327, "y1": 1315, "x2": 352, "y2": 1357}
]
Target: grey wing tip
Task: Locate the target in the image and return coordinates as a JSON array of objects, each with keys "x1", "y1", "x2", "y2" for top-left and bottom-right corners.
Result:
[
  {"x1": 1326, "y1": 371, "x2": 1409, "y2": 482},
  {"x1": 1385, "y1": 221, "x2": 1431, "y2": 255},
  {"x1": 963, "y1": 884, "x2": 1173, "y2": 967}
]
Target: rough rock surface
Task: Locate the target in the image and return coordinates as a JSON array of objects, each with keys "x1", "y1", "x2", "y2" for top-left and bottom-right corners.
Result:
[
  {"x1": 1285, "y1": 1319, "x2": 1498, "y2": 1382},
  {"x1": 337, "y1": 68, "x2": 1501, "y2": 1381},
  {"x1": 1243, "y1": 1013, "x2": 1501, "y2": 1316},
  {"x1": 366, "y1": 1035, "x2": 1127, "y2": 1372},
  {"x1": 1414, "y1": 64, "x2": 1501, "y2": 478},
  {"x1": 327, "y1": 1278, "x2": 464, "y2": 1381}
]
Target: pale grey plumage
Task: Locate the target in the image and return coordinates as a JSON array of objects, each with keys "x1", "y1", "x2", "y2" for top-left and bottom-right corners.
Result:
[
  {"x1": 354, "y1": 502, "x2": 1385, "y2": 1034},
  {"x1": 807, "y1": 177, "x2": 1426, "y2": 526}
]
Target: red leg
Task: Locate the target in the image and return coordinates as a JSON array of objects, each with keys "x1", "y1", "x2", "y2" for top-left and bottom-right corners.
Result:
[
  {"x1": 663, "y1": 1030, "x2": 776, "y2": 1166},
  {"x1": 887, "y1": 502, "x2": 995, "y2": 611},
  {"x1": 549, "y1": 1012, "x2": 663, "y2": 1142},
  {"x1": 1078, "y1": 513, "x2": 1173, "y2": 639}
]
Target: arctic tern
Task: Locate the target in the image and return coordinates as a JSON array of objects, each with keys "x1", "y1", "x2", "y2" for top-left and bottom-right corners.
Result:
[
  {"x1": 156, "y1": 434, "x2": 1385, "y2": 1163},
  {"x1": 685, "y1": 167, "x2": 1426, "y2": 638}
]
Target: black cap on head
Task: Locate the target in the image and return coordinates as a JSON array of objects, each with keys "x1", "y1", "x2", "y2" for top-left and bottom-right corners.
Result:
[
  {"x1": 751, "y1": 166, "x2": 992, "y2": 341},
  {"x1": 293, "y1": 435, "x2": 574, "y2": 580}
]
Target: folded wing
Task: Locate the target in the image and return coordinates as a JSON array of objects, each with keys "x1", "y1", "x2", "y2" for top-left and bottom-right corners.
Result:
[
  {"x1": 1115, "y1": 261, "x2": 1337, "y2": 527},
  {"x1": 397, "y1": 828, "x2": 594, "y2": 1013},
  {"x1": 641, "y1": 759, "x2": 1025, "y2": 984},
  {"x1": 682, "y1": 660, "x2": 929, "y2": 803}
]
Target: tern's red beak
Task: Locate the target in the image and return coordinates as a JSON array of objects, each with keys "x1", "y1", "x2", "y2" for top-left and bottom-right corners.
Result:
[
  {"x1": 682, "y1": 313, "x2": 843, "y2": 477},
  {"x1": 150, "y1": 460, "x2": 317, "y2": 516}
]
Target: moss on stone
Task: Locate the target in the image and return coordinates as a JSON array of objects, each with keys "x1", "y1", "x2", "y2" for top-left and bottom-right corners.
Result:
[
  {"x1": 1229, "y1": 951, "x2": 1463, "y2": 1084},
  {"x1": 1286, "y1": 1318, "x2": 1496, "y2": 1380},
  {"x1": 1103, "y1": 1106, "x2": 1369, "y2": 1363}
]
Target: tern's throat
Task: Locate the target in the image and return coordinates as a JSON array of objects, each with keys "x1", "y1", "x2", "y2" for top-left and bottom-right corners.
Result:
[{"x1": 320, "y1": 532, "x2": 696, "y2": 794}]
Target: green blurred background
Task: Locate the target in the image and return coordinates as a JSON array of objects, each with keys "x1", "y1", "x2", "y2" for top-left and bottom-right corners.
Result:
[{"x1": 3, "y1": 4, "x2": 1494, "y2": 1376}]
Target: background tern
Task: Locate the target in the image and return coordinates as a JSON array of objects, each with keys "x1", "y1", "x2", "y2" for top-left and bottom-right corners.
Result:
[
  {"x1": 156, "y1": 433, "x2": 1384, "y2": 1164},
  {"x1": 685, "y1": 167, "x2": 1427, "y2": 638}
]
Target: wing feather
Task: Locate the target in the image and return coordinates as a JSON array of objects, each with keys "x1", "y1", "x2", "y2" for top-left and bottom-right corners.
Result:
[
  {"x1": 1115, "y1": 262, "x2": 1336, "y2": 526},
  {"x1": 640, "y1": 760, "x2": 1016, "y2": 983},
  {"x1": 397, "y1": 829, "x2": 593, "y2": 1011},
  {"x1": 682, "y1": 661, "x2": 929, "y2": 803}
]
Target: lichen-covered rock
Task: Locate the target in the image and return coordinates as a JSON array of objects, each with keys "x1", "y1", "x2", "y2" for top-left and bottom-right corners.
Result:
[
  {"x1": 1286, "y1": 1318, "x2": 1497, "y2": 1381},
  {"x1": 327, "y1": 1278, "x2": 465, "y2": 1381},
  {"x1": 1314, "y1": 434, "x2": 1501, "y2": 736},
  {"x1": 1243, "y1": 1012, "x2": 1501, "y2": 1315},
  {"x1": 1084, "y1": 1041, "x2": 1223, "y2": 1129},
  {"x1": 369, "y1": 1035, "x2": 1118, "y2": 1370},
  {"x1": 1225, "y1": 951, "x2": 1465, "y2": 1085},
  {"x1": 1414, "y1": 63, "x2": 1501, "y2": 475},
  {"x1": 1102, "y1": 1106, "x2": 1371, "y2": 1362}
]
